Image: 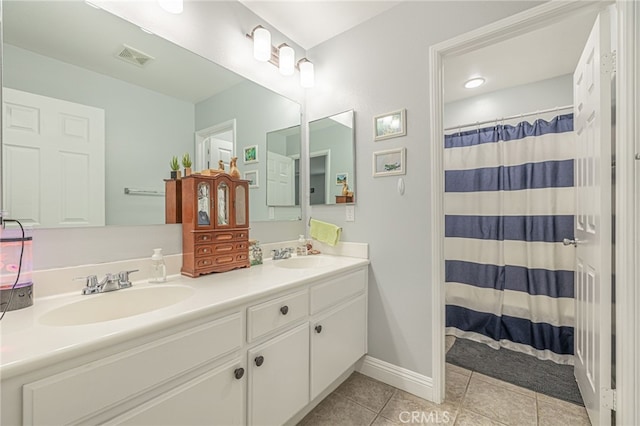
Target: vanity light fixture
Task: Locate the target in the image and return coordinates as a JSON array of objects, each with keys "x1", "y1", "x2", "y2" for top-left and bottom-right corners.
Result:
[
  {"x1": 298, "y1": 58, "x2": 315, "y2": 88},
  {"x1": 246, "y1": 25, "x2": 315, "y2": 88},
  {"x1": 250, "y1": 26, "x2": 272, "y2": 62},
  {"x1": 158, "y1": 0, "x2": 183, "y2": 14},
  {"x1": 278, "y1": 44, "x2": 295, "y2": 76},
  {"x1": 464, "y1": 77, "x2": 485, "y2": 89}
]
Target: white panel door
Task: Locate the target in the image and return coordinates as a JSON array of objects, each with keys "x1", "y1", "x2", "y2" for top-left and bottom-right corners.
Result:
[
  {"x1": 266, "y1": 151, "x2": 295, "y2": 206},
  {"x1": 197, "y1": 135, "x2": 234, "y2": 171},
  {"x1": 2, "y1": 88, "x2": 105, "y2": 227},
  {"x1": 572, "y1": 9, "x2": 613, "y2": 426}
]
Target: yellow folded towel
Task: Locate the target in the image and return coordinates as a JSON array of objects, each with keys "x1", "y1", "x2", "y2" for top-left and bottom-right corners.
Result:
[{"x1": 310, "y1": 219, "x2": 342, "y2": 247}]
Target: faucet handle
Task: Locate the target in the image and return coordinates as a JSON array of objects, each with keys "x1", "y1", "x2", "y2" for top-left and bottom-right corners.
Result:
[
  {"x1": 75, "y1": 275, "x2": 100, "y2": 295},
  {"x1": 118, "y1": 269, "x2": 139, "y2": 289}
]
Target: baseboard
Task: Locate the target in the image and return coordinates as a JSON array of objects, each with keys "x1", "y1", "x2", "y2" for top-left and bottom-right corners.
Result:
[{"x1": 357, "y1": 355, "x2": 433, "y2": 401}]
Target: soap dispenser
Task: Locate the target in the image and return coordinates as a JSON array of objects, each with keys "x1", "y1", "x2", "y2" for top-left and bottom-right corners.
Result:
[
  {"x1": 296, "y1": 235, "x2": 308, "y2": 256},
  {"x1": 150, "y1": 248, "x2": 167, "y2": 283}
]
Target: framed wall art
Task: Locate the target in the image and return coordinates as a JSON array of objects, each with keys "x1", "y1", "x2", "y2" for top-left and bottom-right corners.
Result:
[
  {"x1": 374, "y1": 109, "x2": 406, "y2": 141},
  {"x1": 373, "y1": 147, "x2": 406, "y2": 177}
]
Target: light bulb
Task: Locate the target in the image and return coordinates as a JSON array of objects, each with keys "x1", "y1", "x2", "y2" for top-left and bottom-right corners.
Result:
[
  {"x1": 253, "y1": 27, "x2": 272, "y2": 62},
  {"x1": 299, "y1": 60, "x2": 314, "y2": 88},
  {"x1": 279, "y1": 44, "x2": 295, "y2": 76}
]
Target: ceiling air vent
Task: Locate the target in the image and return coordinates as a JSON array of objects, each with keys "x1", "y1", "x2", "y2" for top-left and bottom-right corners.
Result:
[{"x1": 116, "y1": 44, "x2": 155, "y2": 67}]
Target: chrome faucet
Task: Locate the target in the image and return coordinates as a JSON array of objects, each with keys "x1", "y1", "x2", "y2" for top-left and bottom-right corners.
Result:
[
  {"x1": 77, "y1": 270, "x2": 138, "y2": 295},
  {"x1": 271, "y1": 248, "x2": 293, "y2": 260}
]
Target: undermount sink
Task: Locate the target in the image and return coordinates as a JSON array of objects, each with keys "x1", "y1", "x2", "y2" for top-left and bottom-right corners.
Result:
[
  {"x1": 273, "y1": 256, "x2": 334, "y2": 269},
  {"x1": 39, "y1": 285, "x2": 195, "y2": 326}
]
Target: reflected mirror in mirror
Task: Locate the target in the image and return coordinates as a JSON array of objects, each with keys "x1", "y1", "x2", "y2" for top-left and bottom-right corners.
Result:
[
  {"x1": 1, "y1": 0, "x2": 301, "y2": 228},
  {"x1": 308, "y1": 110, "x2": 355, "y2": 205},
  {"x1": 266, "y1": 125, "x2": 301, "y2": 220}
]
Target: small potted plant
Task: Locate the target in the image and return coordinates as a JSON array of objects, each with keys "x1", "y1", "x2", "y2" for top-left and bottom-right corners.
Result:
[
  {"x1": 182, "y1": 153, "x2": 193, "y2": 177},
  {"x1": 170, "y1": 156, "x2": 181, "y2": 179}
]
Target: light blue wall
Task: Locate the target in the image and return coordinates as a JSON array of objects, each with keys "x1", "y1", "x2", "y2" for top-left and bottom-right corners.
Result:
[
  {"x1": 306, "y1": 0, "x2": 543, "y2": 378},
  {"x1": 195, "y1": 81, "x2": 301, "y2": 222},
  {"x1": 3, "y1": 44, "x2": 195, "y2": 226}
]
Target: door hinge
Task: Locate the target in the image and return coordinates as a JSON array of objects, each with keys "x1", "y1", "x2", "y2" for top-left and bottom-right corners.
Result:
[
  {"x1": 602, "y1": 50, "x2": 616, "y2": 74},
  {"x1": 602, "y1": 388, "x2": 617, "y2": 411}
]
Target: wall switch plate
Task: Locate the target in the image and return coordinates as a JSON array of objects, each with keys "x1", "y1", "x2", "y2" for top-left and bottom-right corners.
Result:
[
  {"x1": 345, "y1": 205, "x2": 355, "y2": 222},
  {"x1": 268, "y1": 207, "x2": 275, "y2": 219}
]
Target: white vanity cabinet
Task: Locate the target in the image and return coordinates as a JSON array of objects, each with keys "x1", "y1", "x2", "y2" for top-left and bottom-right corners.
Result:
[
  {"x1": 309, "y1": 269, "x2": 368, "y2": 400},
  {"x1": 247, "y1": 323, "x2": 310, "y2": 425},
  {"x1": 21, "y1": 312, "x2": 244, "y2": 426},
  {"x1": 3, "y1": 260, "x2": 369, "y2": 426}
]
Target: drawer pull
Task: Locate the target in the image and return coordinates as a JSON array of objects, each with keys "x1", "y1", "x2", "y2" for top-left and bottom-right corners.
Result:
[
  {"x1": 255, "y1": 356, "x2": 264, "y2": 367},
  {"x1": 234, "y1": 368, "x2": 245, "y2": 380},
  {"x1": 315, "y1": 325, "x2": 323, "y2": 334},
  {"x1": 280, "y1": 305, "x2": 289, "y2": 315}
]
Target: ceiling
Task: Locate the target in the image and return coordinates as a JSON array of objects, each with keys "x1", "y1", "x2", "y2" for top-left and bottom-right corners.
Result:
[{"x1": 239, "y1": 1, "x2": 403, "y2": 50}]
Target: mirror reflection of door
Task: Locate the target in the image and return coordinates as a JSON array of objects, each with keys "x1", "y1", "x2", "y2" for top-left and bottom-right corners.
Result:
[
  {"x1": 309, "y1": 153, "x2": 329, "y2": 205},
  {"x1": 195, "y1": 121, "x2": 235, "y2": 172}
]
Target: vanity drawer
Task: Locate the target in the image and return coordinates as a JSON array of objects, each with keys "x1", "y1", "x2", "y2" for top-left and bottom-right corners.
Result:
[
  {"x1": 310, "y1": 269, "x2": 366, "y2": 314},
  {"x1": 212, "y1": 231, "x2": 235, "y2": 242},
  {"x1": 195, "y1": 232, "x2": 214, "y2": 244},
  {"x1": 195, "y1": 245, "x2": 214, "y2": 257},
  {"x1": 234, "y1": 230, "x2": 249, "y2": 240},
  {"x1": 247, "y1": 290, "x2": 309, "y2": 342},
  {"x1": 22, "y1": 313, "x2": 242, "y2": 426}
]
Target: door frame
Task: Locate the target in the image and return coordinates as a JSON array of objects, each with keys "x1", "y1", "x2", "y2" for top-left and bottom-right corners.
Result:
[
  {"x1": 194, "y1": 119, "x2": 236, "y2": 171},
  {"x1": 428, "y1": 1, "x2": 639, "y2": 424}
]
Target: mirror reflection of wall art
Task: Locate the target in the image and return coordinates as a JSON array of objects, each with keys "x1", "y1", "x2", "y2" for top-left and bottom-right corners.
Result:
[
  {"x1": 243, "y1": 145, "x2": 259, "y2": 164},
  {"x1": 336, "y1": 172, "x2": 348, "y2": 185},
  {"x1": 373, "y1": 147, "x2": 406, "y2": 177},
  {"x1": 374, "y1": 109, "x2": 406, "y2": 141},
  {"x1": 244, "y1": 170, "x2": 259, "y2": 188}
]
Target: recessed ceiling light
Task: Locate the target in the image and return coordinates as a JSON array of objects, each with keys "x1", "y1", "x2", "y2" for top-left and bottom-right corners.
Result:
[{"x1": 464, "y1": 77, "x2": 485, "y2": 89}]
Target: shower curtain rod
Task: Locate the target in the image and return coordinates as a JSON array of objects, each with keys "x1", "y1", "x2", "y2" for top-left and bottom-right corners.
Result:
[{"x1": 444, "y1": 104, "x2": 573, "y2": 132}]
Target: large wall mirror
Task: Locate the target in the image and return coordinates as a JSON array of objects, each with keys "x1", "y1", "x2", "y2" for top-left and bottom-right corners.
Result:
[
  {"x1": 1, "y1": 0, "x2": 301, "y2": 228},
  {"x1": 308, "y1": 110, "x2": 355, "y2": 205}
]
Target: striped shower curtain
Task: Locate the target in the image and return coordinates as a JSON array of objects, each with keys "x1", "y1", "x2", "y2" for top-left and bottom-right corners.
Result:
[{"x1": 444, "y1": 114, "x2": 575, "y2": 365}]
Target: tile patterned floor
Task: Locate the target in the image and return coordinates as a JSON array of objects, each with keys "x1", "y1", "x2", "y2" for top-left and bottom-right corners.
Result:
[{"x1": 299, "y1": 339, "x2": 591, "y2": 425}]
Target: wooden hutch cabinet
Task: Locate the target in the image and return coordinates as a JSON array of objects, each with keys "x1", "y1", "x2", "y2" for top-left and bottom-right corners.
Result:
[{"x1": 180, "y1": 174, "x2": 250, "y2": 277}]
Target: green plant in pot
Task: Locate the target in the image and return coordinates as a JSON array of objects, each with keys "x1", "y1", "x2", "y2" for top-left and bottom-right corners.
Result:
[
  {"x1": 170, "y1": 156, "x2": 181, "y2": 179},
  {"x1": 182, "y1": 153, "x2": 193, "y2": 177}
]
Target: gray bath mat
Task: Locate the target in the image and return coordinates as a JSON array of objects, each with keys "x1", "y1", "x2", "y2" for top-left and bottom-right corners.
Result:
[{"x1": 446, "y1": 337, "x2": 584, "y2": 406}]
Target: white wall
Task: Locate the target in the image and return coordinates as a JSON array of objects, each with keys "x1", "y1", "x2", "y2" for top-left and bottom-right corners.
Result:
[
  {"x1": 305, "y1": 1, "x2": 542, "y2": 378},
  {"x1": 444, "y1": 74, "x2": 573, "y2": 129}
]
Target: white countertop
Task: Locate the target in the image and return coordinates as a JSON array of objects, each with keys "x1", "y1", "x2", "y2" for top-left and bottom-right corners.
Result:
[{"x1": 0, "y1": 255, "x2": 369, "y2": 380}]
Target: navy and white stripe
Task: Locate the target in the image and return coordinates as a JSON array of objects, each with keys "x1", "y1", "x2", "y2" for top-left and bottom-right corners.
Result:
[{"x1": 444, "y1": 114, "x2": 575, "y2": 364}]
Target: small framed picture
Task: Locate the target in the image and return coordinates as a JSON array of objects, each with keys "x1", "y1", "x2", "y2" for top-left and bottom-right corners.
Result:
[
  {"x1": 373, "y1": 147, "x2": 406, "y2": 177},
  {"x1": 243, "y1": 145, "x2": 258, "y2": 164},
  {"x1": 336, "y1": 172, "x2": 349, "y2": 186},
  {"x1": 374, "y1": 109, "x2": 406, "y2": 141},
  {"x1": 244, "y1": 170, "x2": 259, "y2": 188}
]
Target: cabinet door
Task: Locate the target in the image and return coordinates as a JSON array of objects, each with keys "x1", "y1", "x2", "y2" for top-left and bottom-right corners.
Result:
[
  {"x1": 310, "y1": 295, "x2": 367, "y2": 400},
  {"x1": 234, "y1": 182, "x2": 248, "y2": 228},
  {"x1": 196, "y1": 180, "x2": 213, "y2": 228},
  {"x1": 108, "y1": 359, "x2": 245, "y2": 426},
  {"x1": 215, "y1": 178, "x2": 231, "y2": 228},
  {"x1": 248, "y1": 323, "x2": 309, "y2": 426}
]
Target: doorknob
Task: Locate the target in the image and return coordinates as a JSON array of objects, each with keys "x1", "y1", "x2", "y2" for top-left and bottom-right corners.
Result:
[{"x1": 563, "y1": 238, "x2": 578, "y2": 246}]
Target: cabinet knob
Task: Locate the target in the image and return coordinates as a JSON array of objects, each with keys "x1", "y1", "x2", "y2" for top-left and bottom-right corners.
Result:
[
  {"x1": 234, "y1": 368, "x2": 245, "y2": 380},
  {"x1": 255, "y1": 355, "x2": 265, "y2": 367},
  {"x1": 315, "y1": 325, "x2": 323, "y2": 334},
  {"x1": 280, "y1": 305, "x2": 289, "y2": 315}
]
